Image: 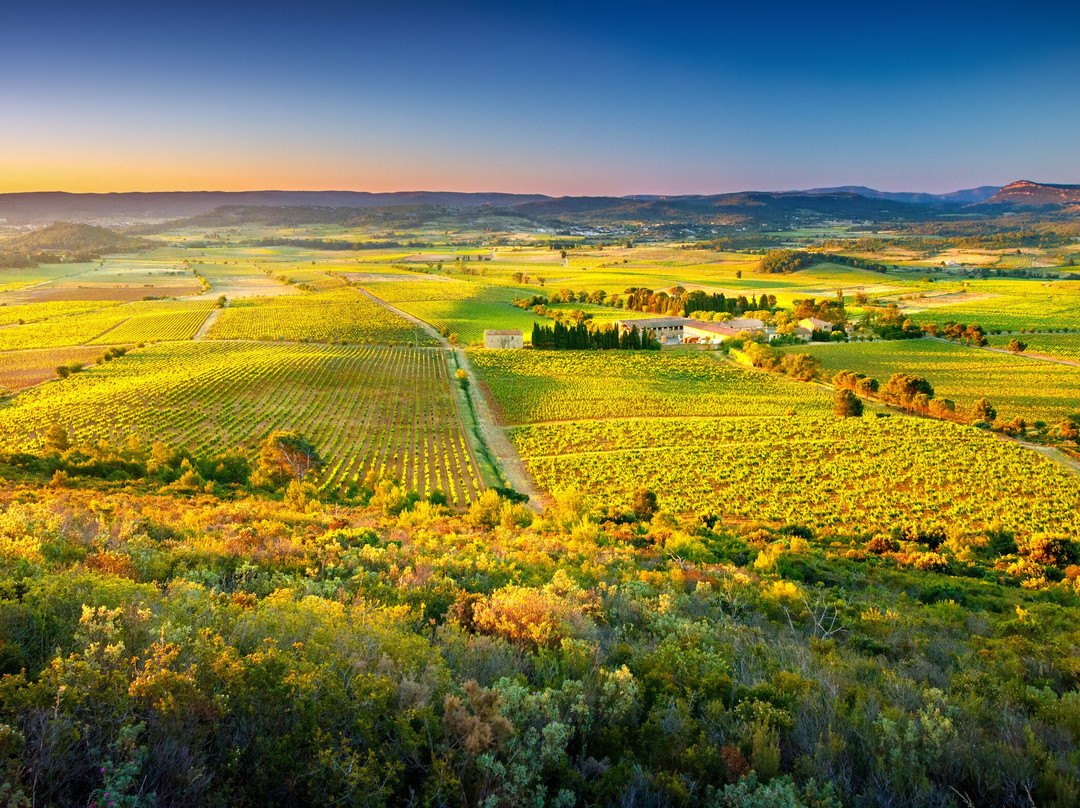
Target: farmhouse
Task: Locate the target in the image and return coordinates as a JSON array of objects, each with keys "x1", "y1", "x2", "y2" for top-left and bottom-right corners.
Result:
[
  {"x1": 483, "y1": 329, "x2": 523, "y2": 349},
  {"x1": 616, "y1": 316, "x2": 687, "y2": 344},
  {"x1": 725, "y1": 317, "x2": 765, "y2": 332},
  {"x1": 799, "y1": 317, "x2": 833, "y2": 332}
]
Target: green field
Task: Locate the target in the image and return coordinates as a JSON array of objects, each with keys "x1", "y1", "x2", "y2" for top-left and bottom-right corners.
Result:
[
  {"x1": 789, "y1": 338, "x2": 1080, "y2": 423},
  {"x1": 361, "y1": 278, "x2": 539, "y2": 344},
  {"x1": 905, "y1": 278, "x2": 1080, "y2": 331},
  {"x1": 470, "y1": 349, "x2": 831, "y2": 423}
]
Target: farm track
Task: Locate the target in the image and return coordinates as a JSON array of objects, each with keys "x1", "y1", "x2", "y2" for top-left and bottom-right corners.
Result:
[
  {"x1": 1000, "y1": 436, "x2": 1080, "y2": 478},
  {"x1": 925, "y1": 335, "x2": 1080, "y2": 366},
  {"x1": 193, "y1": 307, "x2": 222, "y2": 340},
  {"x1": 978, "y1": 345, "x2": 1080, "y2": 367},
  {"x1": 357, "y1": 287, "x2": 548, "y2": 510}
]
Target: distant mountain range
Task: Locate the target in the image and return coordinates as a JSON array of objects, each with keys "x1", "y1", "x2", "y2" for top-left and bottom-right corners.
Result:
[
  {"x1": 798, "y1": 185, "x2": 1001, "y2": 204},
  {"x1": 0, "y1": 182, "x2": 1075, "y2": 225},
  {"x1": 0, "y1": 191, "x2": 548, "y2": 225}
]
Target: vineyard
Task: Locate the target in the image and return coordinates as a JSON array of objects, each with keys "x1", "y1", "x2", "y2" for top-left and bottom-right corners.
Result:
[
  {"x1": 0, "y1": 346, "x2": 112, "y2": 391},
  {"x1": 361, "y1": 278, "x2": 538, "y2": 344},
  {"x1": 0, "y1": 300, "x2": 116, "y2": 326},
  {"x1": 88, "y1": 299, "x2": 217, "y2": 343},
  {"x1": 789, "y1": 338, "x2": 1080, "y2": 424},
  {"x1": 206, "y1": 289, "x2": 435, "y2": 344},
  {"x1": 470, "y1": 349, "x2": 832, "y2": 423},
  {"x1": 986, "y1": 332, "x2": 1080, "y2": 364},
  {"x1": 511, "y1": 415, "x2": 1080, "y2": 536},
  {"x1": 0, "y1": 299, "x2": 217, "y2": 350},
  {"x1": 0, "y1": 342, "x2": 484, "y2": 503}
]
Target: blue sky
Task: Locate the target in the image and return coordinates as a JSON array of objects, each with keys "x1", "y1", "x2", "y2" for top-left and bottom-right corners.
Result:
[{"x1": 2, "y1": 0, "x2": 1078, "y2": 194}]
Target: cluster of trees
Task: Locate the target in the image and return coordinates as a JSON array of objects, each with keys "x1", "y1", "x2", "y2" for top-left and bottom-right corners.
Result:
[
  {"x1": 932, "y1": 321, "x2": 989, "y2": 346},
  {"x1": 524, "y1": 286, "x2": 778, "y2": 321},
  {"x1": 858, "y1": 304, "x2": 923, "y2": 340},
  {"x1": 3, "y1": 426, "x2": 332, "y2": 495},
  {"x1": 0, "y1": 222, "x2": 148, "y2": 268},
  {"x1": 530, "y1": 321, "x2": 660, "y2": 350},
  {"x1": 829, "y1": 369, "x2": 1040, "y2": 435},
  {"x1": 891, "y1": 223, "x2": 1076, "y2": 249},
  {"x1": 757, "y1": 249, "x2": 813, "y2": 274},
  {"x1": 792, "y1": 293, "x2": 846, "y2": 324},
  {"x1": 760, "y1": 250, "x2": 892, "y2": 276},
  {"x1": 512, "y1": 294, "x2": 552, "y2": 311},
  {"x1": 618, "y1": 287, "x2": 774, "y2": 317},
  {"x1": 739, "y1": 343, "x2": 820, "y2": 381}
]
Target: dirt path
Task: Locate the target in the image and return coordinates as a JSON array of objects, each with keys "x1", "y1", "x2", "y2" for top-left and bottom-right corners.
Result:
[
  {"x1": 193, "y1": 307, "x2": 222, "y2": 340},
  {"x1": 1001, "y1": 435, "x2": 1080, "y2": 478},
  {"x1": 978, "y1": 345, "x2": 1080, "y2": 367},
  {"x1": 923, "y1": 335, "x2": 1080, "y2": 367},
  {"x1": 357, "y1": 288, "x2": 547, "y2": 510}
]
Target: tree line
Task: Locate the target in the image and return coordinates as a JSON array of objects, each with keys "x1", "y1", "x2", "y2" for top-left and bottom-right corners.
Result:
[{"x1": 530, "y1": 321, "x2": 660, "y2": 350}]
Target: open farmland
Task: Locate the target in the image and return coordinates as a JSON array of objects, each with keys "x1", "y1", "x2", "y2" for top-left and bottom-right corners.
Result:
[
  {"x1": 0, "y1": 346, "x2": 115, "y2": 391},
  {"x1": 512, "y1": 415, "x2": 1080, "y2": 535},
  {"x1": 193, "y1": 261, "x2": 301, "y2": 298},
  {"x1": 0, "y1": 341, "x2": 483, "y2": 502},
  {"x1": 5, "y1": 195, "x2": 1080, "y2": 807},
  {"x1": 0, "y1": 255, "x2": 203, "y2": 302},
  {"x1": 361, "y1": 278, "x2": 538, "y2": 344},
  {"x1": 470, "y1": 349, "x2": 831, "y2": 423},
  {"x1": 905, "y1": 278, "x2": 1080, "y2": 331},
  {"x1": 789, "y1": 338, "x2": 1080, "y2": 424},
  {"x1": 206, "y1": 288, "x2": 437, "y2": 344}
]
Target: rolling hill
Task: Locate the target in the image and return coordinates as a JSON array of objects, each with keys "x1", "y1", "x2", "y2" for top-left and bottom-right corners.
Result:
[{"x1": 978, "y1": 180, "x2": 1080, "y2": 208}]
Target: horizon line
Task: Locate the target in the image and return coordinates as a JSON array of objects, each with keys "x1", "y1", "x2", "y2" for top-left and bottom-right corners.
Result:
[{"x1": 0, "y1": 182, "x2": 1047, "y2": 199}]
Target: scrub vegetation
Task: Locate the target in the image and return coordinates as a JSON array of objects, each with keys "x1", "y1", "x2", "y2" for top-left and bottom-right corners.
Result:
[{"x1": 1, "y1": 201, "x2": 1080, "y2": 807}]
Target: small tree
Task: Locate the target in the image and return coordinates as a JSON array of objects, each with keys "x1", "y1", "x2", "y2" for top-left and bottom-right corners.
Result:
[
  {"x1": 631, "y1": 488, "x2": 659, "y2": 521},
  {"x1": 455, "y1": 368, "x2": 469, "y2": 390},
  {"x1": 43, "y1": 423, "x2": 71, "y2": 453},
  {"x1": 833, "y1": 389, "x2": 863, "y2": 419},
  {"x1": 256, "y1": 431, "x2": 322, "y2": 486},
  {"x1": 972, "y1": 398, "x2": 997, "y2": 423},
  {"x1": 1007, "y1": 338, "x2": 1027, "y2": 353}
]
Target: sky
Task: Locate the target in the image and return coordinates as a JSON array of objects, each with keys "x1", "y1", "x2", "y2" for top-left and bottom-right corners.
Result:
[{"x1": 2, "y1": 0, "x2": 1078, "y2": 195}]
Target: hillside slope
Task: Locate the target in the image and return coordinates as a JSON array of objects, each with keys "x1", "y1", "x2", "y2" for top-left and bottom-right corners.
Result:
[{"x1": 979, "y1": 180, "x2": 1080, "y2": 208}]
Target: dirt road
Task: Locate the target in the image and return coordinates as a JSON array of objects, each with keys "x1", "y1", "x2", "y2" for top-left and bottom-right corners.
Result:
[{"x1": 357, "y1": 288, "x2": 547, "y2": 510}]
